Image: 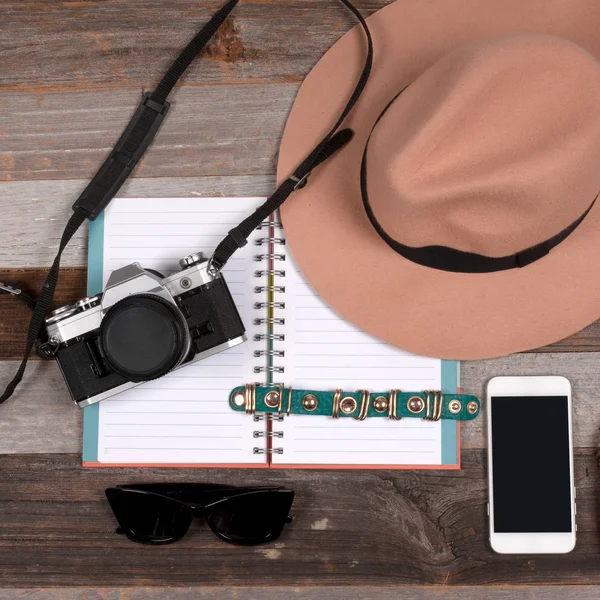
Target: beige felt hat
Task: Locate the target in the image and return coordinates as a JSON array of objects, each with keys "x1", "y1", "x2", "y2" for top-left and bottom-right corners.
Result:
[{"x1": 277, "y1": 0, "x2": 600, "y2": 360}]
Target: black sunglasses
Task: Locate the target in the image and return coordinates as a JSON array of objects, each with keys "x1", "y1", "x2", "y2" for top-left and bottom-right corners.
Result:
[{"x1": 105, "y1": 483, "x2": 294, "y2": 545}]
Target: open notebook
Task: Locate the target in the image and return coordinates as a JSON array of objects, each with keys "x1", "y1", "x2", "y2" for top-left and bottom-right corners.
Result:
[{"x1": 83, "y1": 198, "x2": 460, "y2": 469}]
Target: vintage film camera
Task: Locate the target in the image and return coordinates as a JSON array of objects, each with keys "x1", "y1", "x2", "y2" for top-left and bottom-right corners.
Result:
[{"x1": 44, "y1": 253, "x2": 245, "y2": 407}]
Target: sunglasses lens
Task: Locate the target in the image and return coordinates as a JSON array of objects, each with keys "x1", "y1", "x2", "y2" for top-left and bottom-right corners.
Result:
[
  {"x1": 206, "y1": 490, "x2": 294, "y2": 545},
  {"x1": 106, "y1": 489, "x2": 192, "y2": 544}
]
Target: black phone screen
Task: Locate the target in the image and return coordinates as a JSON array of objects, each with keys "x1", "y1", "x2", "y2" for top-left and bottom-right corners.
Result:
[{"x1": 491, "y1": 396, "x2": 572, "y2": 533}]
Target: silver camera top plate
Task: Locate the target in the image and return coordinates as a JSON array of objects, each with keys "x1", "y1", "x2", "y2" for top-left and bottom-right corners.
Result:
[{"x1": 46, "y1": 257, "x2": 216, "y2": 345}]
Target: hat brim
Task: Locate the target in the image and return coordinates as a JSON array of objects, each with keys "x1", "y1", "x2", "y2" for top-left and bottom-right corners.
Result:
[{"x1": 277, "y1": 0, "x2": 600, "y2": 359}]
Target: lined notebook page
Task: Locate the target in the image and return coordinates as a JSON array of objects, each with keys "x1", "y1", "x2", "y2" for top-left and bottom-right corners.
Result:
[
  {"x1": 274, "y1": 247, "x2": 444, "y2": 466},
  {"x1": 95, "y1": 198, "x2": 264, "y2": 465}
]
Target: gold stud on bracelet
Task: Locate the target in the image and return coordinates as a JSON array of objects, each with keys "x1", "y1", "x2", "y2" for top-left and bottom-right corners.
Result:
[
  {"x1": 264, "y1": 390, "x2": 280, "y2": 408},
  {"x1": 467, "y1": 401, "x2": 478, "y2": 415},
  {"x1": 449, "y1": 399, "x2": 461, "y2": 414},
  {"x1": 407, "y1": 395, "x2": 425, "y2": 414},
  {"x1": 340, "y1": 396, "x2": 357, "y2": 415},
  {"x1": 302, "y1": 394, "x2": 319, "y2": 411},
  {"x1": 373, "y1": 396, "x2": 389, "y2": 414},
  {"x1": 232, "y1": 391, "x2": 246, "y2": 407}
]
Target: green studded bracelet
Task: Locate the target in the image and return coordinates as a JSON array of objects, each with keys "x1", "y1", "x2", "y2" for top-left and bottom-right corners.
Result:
[{"x1": 229, "y1": 384, "x2": 480, "y2": 421}]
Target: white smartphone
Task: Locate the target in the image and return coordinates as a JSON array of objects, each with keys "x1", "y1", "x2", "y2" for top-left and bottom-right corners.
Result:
[{"x1": 487, "y1": 376, "x2": 576, "y2": 554}]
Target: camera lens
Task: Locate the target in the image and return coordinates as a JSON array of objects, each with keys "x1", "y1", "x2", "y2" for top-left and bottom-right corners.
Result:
[{"x1": 100, "y1": 294, "x2": 190, "y2": 382}]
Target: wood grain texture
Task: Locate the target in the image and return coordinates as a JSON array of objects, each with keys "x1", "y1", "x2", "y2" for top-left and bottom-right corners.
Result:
[
  {"x1": 0, "y1": 451, "x2": 597, "y2": 587},
  {"x1": 0, "y1": 361, "x2": 80, "y2": 454},
  {"x1": 0, "y1": 268, "x2": 86, "y2": 361},
  {"x1": 0, "y1": 178, "x2": 274, "y2": 268},
  {"x1": 0, "y1": 1, "x2": 382, "y2": 92},
  {"x1": 461, "y1": 353, "x2": 600, "y2": 449},
  {"x1": 532, "y1": 322, "x2": 600, "y2": 352},
  {"x1": 1, "y1": 86, "x2": 295, "y2": 182},
  {"x1": 0, "y1": 352, "x2": 599, "y2": 455},
  {"x1": 2, "y1": 587, "x2": 600, "y2": 600}
]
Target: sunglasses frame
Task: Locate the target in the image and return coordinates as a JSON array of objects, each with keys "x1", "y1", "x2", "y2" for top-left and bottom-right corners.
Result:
[{"x1": 106, "y1": 483, "x2": 294, "y2": 546}]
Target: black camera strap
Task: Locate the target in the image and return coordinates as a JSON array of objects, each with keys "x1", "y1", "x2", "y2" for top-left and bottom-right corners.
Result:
[
  {"x1": 0, "y1": 0, "x2": 373, "y2": 404},
  {"x1": 208, "y1": 0, "x2": 373, "y2": 275}
]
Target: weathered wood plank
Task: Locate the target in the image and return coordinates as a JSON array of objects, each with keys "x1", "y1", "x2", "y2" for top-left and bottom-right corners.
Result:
[
  {"x1": 0, "y1": 177, "x2": 274, "y2": 268},
  {"x1": 0, "y1": 268, "x2": 87, "y2": 362},
  {"x1": 532, "y1": 322, "x2": 600, "y2": 352},
  {"x1": 2, "y1": 587, "x2": 600, "y2": 600},
  {"x1": 1, "y1": 352, "x2": 598, "y2": 455},
  {"x1": 0, "y1": 1, "x2": 382, "y2": 92},
  {"x1": 461, "y1": 352, "x2": 600, "y2": 449},
  {"x1": 0, "y1": 451, "x2": 597, "y2": 586},
  {"x1": 1, "y1": 85, "x2": 295, "y2": 182},
  {"x1": 0, "y1": 361, "x2": 79, "y2": 454}
]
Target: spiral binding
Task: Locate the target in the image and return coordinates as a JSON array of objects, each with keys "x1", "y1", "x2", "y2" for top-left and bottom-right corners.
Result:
[
  {"x1": 252, "y1": 219, "x2": 286, "y2": 456},
  {"x1": 254, "y1": 253, "x2": 285, "y2": 262},
  {"x1": 254, "y1": 317, "x2": 285, "y2": 326},
  {"x1": 254, "y1": 333, "x2": 285, "y2": 341},
  {"x1": 253, "y1": 431, "x2": 284, "y2": 438},
  {"x1": 253, "y1": 413, "x2": 284, "y2": 422},
  {"x1": 254, "y1": 350, "x2": 285, "y2": 357},
  {"x1": 254, "y1": 302, "x2": 286, "y2": 310},
  {"x1": 255, "y1": 286, "x2": 285, "y2": 294},
  {"x1": 254, "y1": 237, "x2": 286, "y2": 246},
  {"x1": 255, "y1": 269, "x2": 285, "y2": 278},
  {"x1": 256, "y1": 221, "x2": 282, "y2": 230}
]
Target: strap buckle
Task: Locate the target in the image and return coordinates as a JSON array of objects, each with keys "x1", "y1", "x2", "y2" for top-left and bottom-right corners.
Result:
[
  {"x1": 354, "y1": 389, "x2": 370, "y2": 421},
  {"x1": 0, "y1": 283, "x2": 22, "y2": 296},
  {"x1": 244, "y1": 383, "x2": 257, "y2": 414},
  {"x1": 36, "y1": 338, "x2": 60, "y2": 360},
  {"x1": 388, "y1": 389, "x2": 401, "y2": 421},
  {"x1": 424, "y1": 390, "x2": 443, "y2": 421},
  {"x1": 206, "y1": 255, "x2": 224, "y2": 278},
  {"x1": 290, "y1": 173, "x2": 309, "y2": 190}
]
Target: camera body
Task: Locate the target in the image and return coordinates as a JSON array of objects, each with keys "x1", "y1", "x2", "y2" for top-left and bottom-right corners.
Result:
[{"x1": 45, "y1": 253, "x2": 246, "y2": 408}]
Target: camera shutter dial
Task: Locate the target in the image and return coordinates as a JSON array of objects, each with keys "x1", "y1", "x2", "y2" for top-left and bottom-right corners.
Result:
[
  {"x1": 179, "y1": 252, "x2": 205, "y2": 269},
  {"x1": 100, "y1": 294, "x2": 190, "y2": 382}
]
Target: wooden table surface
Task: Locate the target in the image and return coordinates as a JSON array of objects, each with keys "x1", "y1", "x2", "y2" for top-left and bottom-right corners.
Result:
[{"x1": 1, "y1": 1, "x2": 598, "y2": 597}]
